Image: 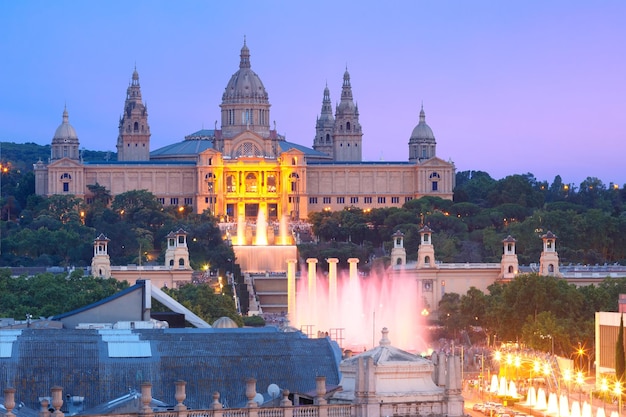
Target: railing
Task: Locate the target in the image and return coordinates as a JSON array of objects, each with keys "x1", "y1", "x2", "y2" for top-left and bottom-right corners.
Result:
[{"x1": 154, "y1": 405, "x2": 354, "y2": 417}]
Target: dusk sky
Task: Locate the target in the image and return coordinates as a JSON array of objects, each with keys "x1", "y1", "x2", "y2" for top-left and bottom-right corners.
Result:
[{"x1": 1, "y1": 1, "x2": 624, "y2": 187}]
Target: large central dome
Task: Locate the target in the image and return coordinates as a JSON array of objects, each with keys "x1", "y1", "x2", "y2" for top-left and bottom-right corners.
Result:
[{"x1": 222, "y1": 39, "x2": 269, "y2": 104}]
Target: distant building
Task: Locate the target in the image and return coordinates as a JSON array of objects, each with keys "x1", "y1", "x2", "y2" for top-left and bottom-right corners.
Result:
[{"x1": 34, "y1": 39, "x2": 455, "y2": 221}]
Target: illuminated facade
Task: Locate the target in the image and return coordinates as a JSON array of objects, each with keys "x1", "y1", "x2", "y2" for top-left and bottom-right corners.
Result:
[{"x1": 34, "y1": 40, "x2": 455, "y2": 221}]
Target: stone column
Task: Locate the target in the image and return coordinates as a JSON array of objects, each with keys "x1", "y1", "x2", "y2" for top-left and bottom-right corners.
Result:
[
  {"x1": 280, "y1": 390, "x2": 293, "y2": 417},
  {"x1": 245, "y1": 379, "x2": 259, "y2": 417},
  {"x1": 140, "y1": 382, "x2": 153, "y2": 415},
  {"x1": 348, "y1": 258, "x2": 359, "y2": 286},
  {"x1": 306, "y1": 258, "x2": 318, "y2": 328},
  {"x1": 51, "y1": 386, "x2": 64, "y2": 417},
  {"x1": 212, "y1": 392, "x2": 223, "y2": 417},
  {"x1": 327, "y1": 258, "x2": 339, "y2": 316},
  {"x1": 246, "y1": 378, "x2": 258, "y2": 408},
  {"x1": 39, "y1": 397, "x2": 51, "y2": 417},
  {"x1": 4, "y1": 388, "x2": 16, "y2": 417},
  {"x1": 287, "y1": 259, "x2": 297, "y2": 326},
  {"x1": 315, "y1": 376, "x2": 327, "y2": 406},
  {"x1": 174, "y1": 380, "x2": 187, "y2": 413}
]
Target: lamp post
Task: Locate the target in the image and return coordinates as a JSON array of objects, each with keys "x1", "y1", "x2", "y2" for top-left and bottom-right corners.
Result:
[{"x1": 601, "y1": 378, "x2": 608, "y2": 414}]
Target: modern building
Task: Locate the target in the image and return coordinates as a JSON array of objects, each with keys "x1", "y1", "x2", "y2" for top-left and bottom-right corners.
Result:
[{"x1": 34, "y1": 40, "x2": 455, "y2": 222}]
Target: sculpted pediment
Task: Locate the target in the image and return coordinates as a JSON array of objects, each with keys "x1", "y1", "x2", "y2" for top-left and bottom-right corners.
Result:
[
  {"x1": 420, "y1": 156, "x2": 454, "y2": 168},
  {"x1": 48, "y1": 158, "x2": 83, "y2": 168}
]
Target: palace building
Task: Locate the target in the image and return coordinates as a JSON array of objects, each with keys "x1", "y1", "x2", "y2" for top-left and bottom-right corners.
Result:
[{"x1": 34, "y1": 40, "x2": 455, "y2": 221}]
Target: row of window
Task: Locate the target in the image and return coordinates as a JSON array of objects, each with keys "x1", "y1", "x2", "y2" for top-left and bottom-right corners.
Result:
[
  {"x1": 309, "y1": 196, "x2": 412, "y2": 205},
  {"x1": 224, "y1": 109, "x2": 268, "y2": 125},
  {"x1": 155, "y1": 197, "x2": 193, "y2": 206}
]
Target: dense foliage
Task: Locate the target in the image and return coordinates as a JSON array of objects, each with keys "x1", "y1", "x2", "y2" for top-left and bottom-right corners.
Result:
[
  {"x1": 438, "y1": 273, "x2": 626, "y2": 357},
  {"x1": 303, "y1": 172, "x2": 626, "y2": 267},
  {"x1": 0, "y1": 268, "x2": 128, "y2": 318},
  {"x1": 0, "y1": 186, "x2": 234, "y2": 271},
  {"x1": 159, "y1": 283, "x2": 244, "y2": 327}
]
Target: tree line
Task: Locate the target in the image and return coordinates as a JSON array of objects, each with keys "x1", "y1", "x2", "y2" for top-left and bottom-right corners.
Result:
[
  {"x1": 438, "y1": 272, "x2": 626, "y2": 359},
  {"x1": 304, "y1": 172, "x2": 626, "y2": 269}
]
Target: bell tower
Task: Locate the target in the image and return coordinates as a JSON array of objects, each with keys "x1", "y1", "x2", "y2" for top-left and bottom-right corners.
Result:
[
  {"x1": 390, "y1": 230, "x2": 406, "y2": 268},
  {"x1": 539, "y1": 231, "x2": 560, "y2": 277},
  {"x1": 116, "y1": 67, "x2": 151, "y2": 161},
  {"x1": 164, "y1": 229, "x2": 191, "y2": 270},
  {"x1": 332, "y1": 68, "x2": 362, "y2": 161},
  {"x1": 91, "y1": 233, "x2": 111, "y2": 278},
  {"x1": 500, "y1": 235, "x2": 519, "y2": 279},
  {"x1": 312, "y1": 84, "x2": 335, "y2": 158},
  {"x1": 417, "y1": 226, "x2": 436, "y2": 268}
]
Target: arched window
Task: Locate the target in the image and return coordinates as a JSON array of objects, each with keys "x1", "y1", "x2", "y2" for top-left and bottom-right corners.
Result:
[
  {"x1": 245, "y1": 173, "x2": 258, "y2": 192},
  {"x1": 325, "y1": 133, "x2": 330, "y2": 143},
  {"x1": 508, "y1": 265, "x2": 514, "y2": 273},
  {"x1": 178, "y1": 258, "x2": 185, "y2": 267},
  {"x1": 396, "y1": 258, "x2": 402, "y2": 265},
  {"x1": 169, "y1": 259, "x2": 174, "y2": 267},
  {"x1": 346, "y1": 122, "x2": 351, "y2": 131},
  {"x1": 267, "y1": 174, "x2": 277, "y2": 193},
  {"x1": 548, "y1": 264, "x2": 554, "y2": 273},
  {"x1": 226, "y1": 175, "x2": 236, "y2": 192},
  {"x1": 133, "y1": 122, "x2": 139, "y2": 132},
  {"x1": 425, "y1": 256, "x2": 431, "y2": 264}
]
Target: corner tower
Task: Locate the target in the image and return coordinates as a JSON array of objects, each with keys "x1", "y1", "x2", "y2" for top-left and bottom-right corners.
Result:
[
  {"x1": 332, "y1": 68, "x2": 362, "y2": 161},
  {"x1": 408, "y1": 106, "x2": 436, "y2": 162},
  {"x1": 51, "y1": 106, "x2": 80, "y2": 161},
  {"x1": 312, "y1": 84, "x2": 335, "y2": 157},
  {"x1": 116, "y1": 67, "x2": 151, "y2": 161}
]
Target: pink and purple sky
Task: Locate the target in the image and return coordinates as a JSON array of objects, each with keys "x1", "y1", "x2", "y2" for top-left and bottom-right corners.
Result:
[{"x1": 1, "y1": 1, "x2": 624, "y2": 186}]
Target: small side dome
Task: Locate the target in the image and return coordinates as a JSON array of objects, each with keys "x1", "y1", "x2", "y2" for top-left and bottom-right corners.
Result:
[
  {"x1": 212, "y1": 316, "x2": 238, "y2": 328},
  {"x1": 53, "y1": 107, "x2": 79, "y2": 143},
  {"x1": 410, "y1": 107, "x2": 435, "y2": 141}
]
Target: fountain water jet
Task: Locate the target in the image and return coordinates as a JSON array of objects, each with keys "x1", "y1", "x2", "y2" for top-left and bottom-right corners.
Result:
[
  {"x1": 560, "y1": 394, "x2": 570, "y2": 417},
  {"x1": 547, "y1": 393, "x2": 559, "y2": 415},
  {"x1": 293, "y1": 260, "x2": 428, "y2": 352},
  {"x1": 254, "y1": 206, "x2": 268, "y2": 245},
  {"x1": 525, "y1": 386, "x2": 537, "y2": 407},
  {"x1": 490, "y1": 375, "x2": 499, "y2": 394},
  {"x1": 535, "y1": 387, "x2": 547, "y2": 410}
]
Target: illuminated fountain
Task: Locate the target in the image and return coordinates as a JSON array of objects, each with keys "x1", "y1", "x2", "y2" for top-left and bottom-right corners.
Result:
[
  {"x1": 525, "y1": 386, "x2": 537, "y2": 407},
  {"x1": 289, "y1": 257, "x2": 430, "y2": 353},
  {"x1": 231, "y1": 212, "x2": 297, "y2": 272},
  {"x1": 547, "y1": 393, "x2": 559, "y2": 415},
  {"x1": 560, "y1": 394, "x2": 570, "y2": 417},
  {"x1": 535, "y1": 387, "x2": 547, "y2": 410}
]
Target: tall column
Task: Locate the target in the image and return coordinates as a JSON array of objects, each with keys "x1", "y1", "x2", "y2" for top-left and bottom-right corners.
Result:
[
  {"x1": 287, "y1": 259, "x2": 297, "y2": 326},
  {"x1": 327, "y1": 258, "x2": 339, "y2": 316},
  {"x1": 348, "y1": 258, "x2": 359, "y2": 286},
  {"x1": 307, "y1": 258, "x2": 318, "y2": 331}
]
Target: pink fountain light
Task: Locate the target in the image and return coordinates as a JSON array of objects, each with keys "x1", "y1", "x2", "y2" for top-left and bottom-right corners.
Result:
[{"x1": 293, "y1": 261, "x2": 430, "y2": 353}]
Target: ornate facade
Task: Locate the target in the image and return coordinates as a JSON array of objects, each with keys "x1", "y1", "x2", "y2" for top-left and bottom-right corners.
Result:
[{"x1": 35, "y1": 40, "x2": 455, "y2": 221}]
